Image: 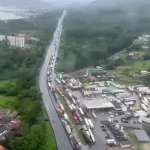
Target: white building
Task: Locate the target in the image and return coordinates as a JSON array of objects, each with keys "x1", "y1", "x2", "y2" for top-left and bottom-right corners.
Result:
[
  {"x1": 7, "y1": 36, "x2": 16, "y2": 46},
  {"x1": 7, "y1": 36, "x2": 25, "y2": 48},
  {"x1": 0, "y1": 35, "x2": 6, "y2": 41},
  {"x1": 15, "y1": 37, "x2": 25, "y2": 47}
]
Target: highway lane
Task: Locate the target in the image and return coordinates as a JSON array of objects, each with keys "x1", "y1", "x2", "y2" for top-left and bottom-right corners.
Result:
[{"x1": 39, "y1": 11, "x2": 73, "y2": 150}]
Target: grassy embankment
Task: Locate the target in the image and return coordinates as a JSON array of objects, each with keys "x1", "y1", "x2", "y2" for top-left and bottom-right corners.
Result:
[
  {"x1": 42, "y1": 105, "x2": 57, "y2": 150},
  {"x1": 110, "y1": 60, "x2": 150, "y2": 86}
]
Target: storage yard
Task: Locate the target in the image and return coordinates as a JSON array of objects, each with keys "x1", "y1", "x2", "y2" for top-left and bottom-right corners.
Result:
[{"x1": 52, "y1": 71, "x2": 150, "y2": 150}]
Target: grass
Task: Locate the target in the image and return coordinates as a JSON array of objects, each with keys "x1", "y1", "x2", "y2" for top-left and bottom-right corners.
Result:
[
  {"x1": 0, "y1": 95, "x2": 16, "y2": 109},
  {"x1": 110, "y1": 60, "x2": 150, "y2": 85},
  {"x1": 132, "y1": 51, "x2": 145, "y2": 56},
  {"x1": 41, "y1": 104, "x2": 57, "y2": 150},
  {"x1": 0, "y1": 80, "x2": 12, "y2": 88},
  {"x1": 19, "y1": 30, "x2": 43, "y2": 37},
  {"x1": 45, "y1": 122, "x2": 57, "y2": 150},
  {"x1": 0, "y1": 80, "x2": 17, "y2": 109},
  {"x1": 112, "y1": 60, "x2": 150, "y2": 74}
]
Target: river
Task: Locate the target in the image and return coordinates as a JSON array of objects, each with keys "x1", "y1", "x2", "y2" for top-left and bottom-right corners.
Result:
[{"x1": 0, "y1": 7, "x2": 26, "y2": 20}]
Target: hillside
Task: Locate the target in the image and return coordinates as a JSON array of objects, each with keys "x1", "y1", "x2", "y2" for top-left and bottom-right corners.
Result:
[
  {"x1": 88, "y1": 0, "x2": 150, "y2": 10},
  {"x1": 56, "y1": 0, "x2": 150, "y2": 73},
  {"x1": 0, "y1": 0, "x2": 50, "y2": 8}
]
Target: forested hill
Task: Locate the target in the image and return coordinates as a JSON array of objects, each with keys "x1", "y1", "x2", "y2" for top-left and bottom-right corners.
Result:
[
  {"x1": 0, "y1": 0, "x2": 50, "y2": 8},
  {"x1": 56, "y1": 3, "x2": 150, "y2": 73}
]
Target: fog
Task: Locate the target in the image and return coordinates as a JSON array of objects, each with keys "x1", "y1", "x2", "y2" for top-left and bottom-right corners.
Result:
[{"x1": 44, "y1": 0, "x2": 150, "y2": 9}]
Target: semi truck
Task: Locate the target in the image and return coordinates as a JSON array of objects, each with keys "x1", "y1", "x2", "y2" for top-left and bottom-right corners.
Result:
[
  {"x1": 87, "y1": 119, "x2": 94, "y2": 129},
  {"x1": 81, "y1": 128, "x2": 92, "y2": 144},
  {"x1": 84, "y1": 118, "x2": 90, "y2": 128},
  {"x1": 79, "y1": 107, "x2": 84, "y2": 116},
  {"x1": 88, "y1": 128, "x2": 95, "y2": 143}
]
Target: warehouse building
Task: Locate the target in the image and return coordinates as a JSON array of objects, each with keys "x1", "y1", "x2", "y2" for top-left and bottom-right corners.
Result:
[
  {"x1": 83, "y1": 100, "x2": 114, "y2": 110},
  {"x1": 87, "y1": 68, "x2": 108, "y2": 76},
  {"x1": 134, "y1": 130, "x2": 150, "y2": 142}
]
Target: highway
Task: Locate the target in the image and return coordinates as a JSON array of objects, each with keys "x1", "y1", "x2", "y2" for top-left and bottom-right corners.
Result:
[{"x1": 39, "y1": 10, "x2": 73, "y2": 150}]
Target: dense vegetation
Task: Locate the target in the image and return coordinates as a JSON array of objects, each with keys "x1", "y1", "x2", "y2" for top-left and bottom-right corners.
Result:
[
  {"x1": 0, "y1": 10, "x2": 61, "y2": 150},
  {"x1": 56, "y1": 6, "x2": 150, "y2": 72}
]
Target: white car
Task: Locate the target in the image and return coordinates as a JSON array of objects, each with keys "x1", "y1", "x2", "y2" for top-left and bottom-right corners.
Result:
[{"x1": 110, "y1": 115, "x2": 115, "y2": 118}]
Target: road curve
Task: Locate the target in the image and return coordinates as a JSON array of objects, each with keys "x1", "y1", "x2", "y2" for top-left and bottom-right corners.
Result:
[{"x1": 39, "y1": 11, "x2": 73, "y2": 150}]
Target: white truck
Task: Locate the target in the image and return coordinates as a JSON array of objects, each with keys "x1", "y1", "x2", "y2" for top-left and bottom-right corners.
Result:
[{"x1": 87, "y1": 119, "x2": 94, "y2": 129}]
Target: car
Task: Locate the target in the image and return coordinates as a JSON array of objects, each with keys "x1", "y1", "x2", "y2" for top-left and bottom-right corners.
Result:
[
  {"x1": 102, "y1": 129, "x2": 106, "y2": 131},
  {"x1": 110, "y1": 115, "x2": 115, "y2": 118}
]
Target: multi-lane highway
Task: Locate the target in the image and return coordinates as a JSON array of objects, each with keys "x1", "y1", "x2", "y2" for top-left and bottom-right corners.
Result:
[{"x1": 39, "y1": 10, "x2": 73, "y2": 150}]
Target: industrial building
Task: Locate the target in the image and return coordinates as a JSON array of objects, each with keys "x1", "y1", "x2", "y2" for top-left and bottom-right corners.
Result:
[
  {"x1": 134, "y1": 130, "x2": 150, "y2": 142},
  {"x1": 83, "y1": 100, "x2": 114, "y2": 110},
  {"x1": 87, "y1": 68, "x2": 108, "y2": 76}
]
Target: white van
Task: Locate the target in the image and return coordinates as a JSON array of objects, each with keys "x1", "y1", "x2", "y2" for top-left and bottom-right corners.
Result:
[{"x1": 92, "y1": 113, "x2": 97, "y2": 120}]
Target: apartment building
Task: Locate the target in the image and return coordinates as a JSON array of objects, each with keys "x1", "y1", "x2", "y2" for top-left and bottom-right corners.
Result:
[
  {"x1": 15, "y1": 36, "x2": 25, "y2": 47},
  {"x1": 7, "y1": 36, "x2": 25, "y2": 48},
  {"x1": 0, "y1": 35, "x2": 6, "y2": 41},
  {"x1": 7, "y1": 36, "x2": 16, "y2": 46}
]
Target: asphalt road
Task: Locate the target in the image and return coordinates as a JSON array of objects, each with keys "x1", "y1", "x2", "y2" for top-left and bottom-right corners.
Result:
[{"x1": 39, "y1": 11, "x2": 73, "y2": 150}]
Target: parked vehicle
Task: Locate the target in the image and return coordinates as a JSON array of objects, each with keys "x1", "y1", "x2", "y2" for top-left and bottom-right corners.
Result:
[
  {"x1": 87, "y1": 119, "x2": 94, "y2": 129},
  {"x1": 79, "y1": 107, "x2": 84, "y2": 116},
  {"x1": 92, "y1": 113, "x2": 97, "y2": 120},
  {"x1": 65, "y1": 124, "x2": 72, "y2": 134},
  {"x1": 84, "y1": 118, "x2": 90, "y2": 128},
  {"x1": 88, "y1": 129, "x2": 95, "y2": 143},
  {"x1": 81, "y1": 129, "x2": 92, "y2": 144}
]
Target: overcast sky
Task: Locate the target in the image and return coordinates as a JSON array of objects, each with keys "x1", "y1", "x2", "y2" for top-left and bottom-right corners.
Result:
[
  {"x1": 43, "y1": 0, "x2": 150, "y2": 8},
  {"x1": 44, "y1": 0, "x2": 93, "y2": 5}
]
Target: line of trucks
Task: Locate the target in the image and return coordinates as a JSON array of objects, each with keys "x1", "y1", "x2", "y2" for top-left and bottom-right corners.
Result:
[
  {"x1": 53, "y1": 87, "x2": 96, "y2": 144},
  {"x1": 52, "y1": 90, "x2": 82, "y2": 150}
]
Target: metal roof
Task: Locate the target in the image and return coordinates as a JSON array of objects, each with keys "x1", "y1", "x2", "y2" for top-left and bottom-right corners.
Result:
[
  {"x1": 83, "y1": 100, "x2": 114, "y2": 109},
  {"x1": 134, "y1": 130, "x2": 150, "y2": 142}
]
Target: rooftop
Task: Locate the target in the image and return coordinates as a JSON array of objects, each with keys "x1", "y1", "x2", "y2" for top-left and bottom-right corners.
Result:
[
  {"x1": 134, "y1": 130, "x2": 150, "y2": 142},
  {"x1": 104, "y1": 123, "x2": 130, "y2": 146},
  {"x1": 83, "y1": 100, "x2": 114, "y2": 109},
  {"x1": 111, "y1": 101, "x2": 122, "y2": 110}
]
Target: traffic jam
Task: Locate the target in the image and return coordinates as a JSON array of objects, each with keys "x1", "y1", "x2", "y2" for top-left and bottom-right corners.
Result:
[
  {"x1": 46, "y1": 15, "x2": 82, "y2": 150},
  {"x1": 47, "y1": 26, "x2": 62, "y2": 88},
  {"x1": 53, "y1": 85, "x2": 96, "y2": 146}
]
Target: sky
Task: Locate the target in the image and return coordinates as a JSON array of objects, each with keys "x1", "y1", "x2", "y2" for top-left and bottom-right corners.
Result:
[
  {"x1": 43, "y1": 0, "x2": 150, "y2": 9},
  {"x1": 44, "y1": 0, "x2": 93, "y2": 6}
]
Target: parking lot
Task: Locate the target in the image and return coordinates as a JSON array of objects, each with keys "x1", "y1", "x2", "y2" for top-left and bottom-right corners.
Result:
[{"x1": 54, "y1": 76, "x2": 150, "y2": 150}]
